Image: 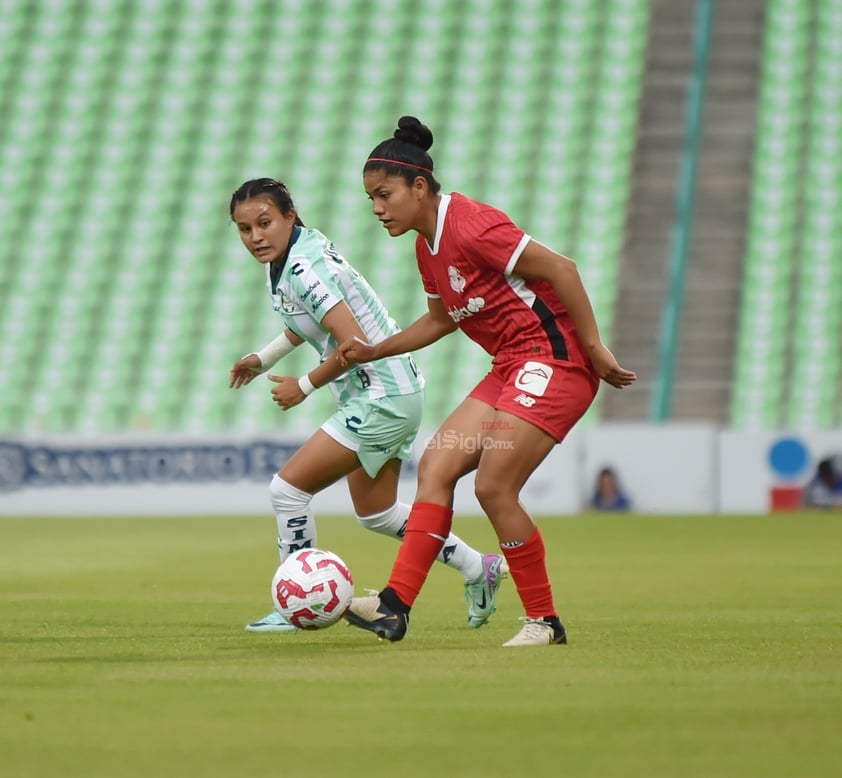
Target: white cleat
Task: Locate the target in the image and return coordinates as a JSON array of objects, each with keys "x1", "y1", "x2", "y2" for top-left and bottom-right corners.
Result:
[{"x1": 502, "y1": 616, "x2": 567, "y2": 647}]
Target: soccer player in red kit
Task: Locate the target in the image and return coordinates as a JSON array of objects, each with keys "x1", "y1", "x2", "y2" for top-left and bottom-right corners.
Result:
[{"x1": 339, "y1": 116, "x2": 636, "y2": 646}]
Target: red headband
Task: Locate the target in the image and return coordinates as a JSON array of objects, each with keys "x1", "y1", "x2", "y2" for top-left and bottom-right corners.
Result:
[{"x1": 366, "y1": 157, "x2": 433, "y2": 174}]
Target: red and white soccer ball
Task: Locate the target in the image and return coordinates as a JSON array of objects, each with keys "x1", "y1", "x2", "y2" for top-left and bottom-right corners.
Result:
[{"x1": 271, "y1": 548, "x2": 354, "y2": 629}]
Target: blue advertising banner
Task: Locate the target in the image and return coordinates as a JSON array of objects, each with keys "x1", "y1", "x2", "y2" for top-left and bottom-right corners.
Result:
[{"x1": 0, "y1": 440, "x2": 301, "y2": 493}]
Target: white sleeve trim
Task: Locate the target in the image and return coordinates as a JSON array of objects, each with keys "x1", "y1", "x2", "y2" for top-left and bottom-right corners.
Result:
[
  {"x1": 425, "y1": 292, "x2": 441, "y2": 299},
  {"x1": 504, "y1": 233, "x2": 532, "y2": 275}
]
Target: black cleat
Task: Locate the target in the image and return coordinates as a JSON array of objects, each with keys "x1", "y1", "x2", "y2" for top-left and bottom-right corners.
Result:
[{"x1": 344, "y1": 593, "x2": 409, "y2": 642}]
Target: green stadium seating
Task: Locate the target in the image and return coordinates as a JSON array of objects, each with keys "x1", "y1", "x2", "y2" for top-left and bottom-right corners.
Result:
[
  {"x1": 786, "y1": 0, "x2": 842, "y2": 429},
  {"x1": 0, "y1": 0, "x2": 647, "y2": 435},
  {"x1": 730, "y1": 0, "x2": 810, "y2": 429},
  {"x1": 732, "y1": 0, "x2": 842, "y2": 429}
]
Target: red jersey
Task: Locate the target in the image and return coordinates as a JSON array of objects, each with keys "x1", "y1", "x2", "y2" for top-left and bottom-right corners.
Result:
[{"x1": 415, "y1": 193, "x2": 595, "y2": 371}]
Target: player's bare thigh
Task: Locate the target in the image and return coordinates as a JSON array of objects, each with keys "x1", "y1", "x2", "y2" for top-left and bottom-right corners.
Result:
[
  {"x1": 415, "y1": 396, "x2": 496, "y2": 505},
  {"x1": 473, "y1": 410, "x2": 556, "y2": 537},
  {"x1": 278, "y1": 429, "x2": 361, "y2": 495},
  {"x1": 346, "y1": 458, "x2": 403, "y2": 516}
]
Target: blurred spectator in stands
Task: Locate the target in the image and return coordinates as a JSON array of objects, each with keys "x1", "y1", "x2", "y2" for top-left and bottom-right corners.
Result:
[
  {"x1": 802, "y1": 457, "x2": 842, "y2": 510},
  {"x1": 589, "y1": 466, "x2": 632, "y2": 512}
]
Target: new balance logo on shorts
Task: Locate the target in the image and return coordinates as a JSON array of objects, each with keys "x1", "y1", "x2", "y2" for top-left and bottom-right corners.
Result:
[
  {"x1": 514, "y1": 361, "x2": 553, "y2": 397},
  {"x1": 513, "y1": 393, "x2": 537, "y2": 407}
]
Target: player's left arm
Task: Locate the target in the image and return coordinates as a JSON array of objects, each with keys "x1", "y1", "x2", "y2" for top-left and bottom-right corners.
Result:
[
  {"x1": 308, "y1": 301, "x2": 365, "y2": 387},
  {"x1": 512, "y1": 240, "x2": 636, "y2": 388},
  {"x1": 267, "y1": 301, "x2": 363, "y2": 408}
]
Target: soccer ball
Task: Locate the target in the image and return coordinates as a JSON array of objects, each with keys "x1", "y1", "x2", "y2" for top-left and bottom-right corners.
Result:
[{"x1": 270, "y1": 548, "x2": 354, "y2": 629}]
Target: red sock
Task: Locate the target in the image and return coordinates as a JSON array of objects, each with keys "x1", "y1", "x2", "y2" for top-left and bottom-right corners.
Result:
[
  {"x1": 386, "y1": 502, "x2": 453, "y2": 608},
  {"x1": 501, "y1": 528, "x2": 558, "y2": 619}
]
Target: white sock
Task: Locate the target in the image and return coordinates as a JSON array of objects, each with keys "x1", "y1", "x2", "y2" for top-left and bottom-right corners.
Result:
[
  {"x1": 269, "y1": 474, "x2": 316, "y2": 562},
  {"x1": 356, "y1": 501, "x2": 484, "y2": 581}
]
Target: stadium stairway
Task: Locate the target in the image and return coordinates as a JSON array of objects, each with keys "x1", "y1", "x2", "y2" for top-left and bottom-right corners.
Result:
[
  {"x1": 669, "y1": 0, "x2": 766, "y2": 422},
  {"x1": 602, "y1": 0, "x2": 766, "y2": 423}
]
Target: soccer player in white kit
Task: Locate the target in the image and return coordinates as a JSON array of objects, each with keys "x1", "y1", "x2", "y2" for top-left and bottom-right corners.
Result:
[{"x1": 228, "y1": 178, "x2": 507, "y2": 633}]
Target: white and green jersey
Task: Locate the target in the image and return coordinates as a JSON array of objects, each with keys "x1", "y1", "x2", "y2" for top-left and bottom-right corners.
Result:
[{"x1": 267, "y1": 226, "x2": 424, "y2": 404}]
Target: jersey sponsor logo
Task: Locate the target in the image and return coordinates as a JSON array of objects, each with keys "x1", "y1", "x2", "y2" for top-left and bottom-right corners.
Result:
[
  {"x1": 513, "y1": 393, "x2": 537, "y2": 407},
  {"x1": 447, "y1": 296, "x2": 485, "y2": 323},
  {"x1": 301, "y1": 280, "x2": 330, "y2": 310},
  {"x1": 311, "y1": 292, "x2": 330, "y2": 310},
  {"x1": 448, "y1": 265, "x2": 467, "y2": 293},
  {"x1": 514, "y1": 361, "x2": 553, "y2": 397}
]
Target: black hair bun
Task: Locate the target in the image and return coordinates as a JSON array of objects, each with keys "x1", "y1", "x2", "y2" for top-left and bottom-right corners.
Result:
[{"x1": 394, "y1": 116, "x2": 433, "y2": 151}]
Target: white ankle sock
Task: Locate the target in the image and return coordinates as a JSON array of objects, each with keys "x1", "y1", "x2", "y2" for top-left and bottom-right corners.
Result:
[{"x1": 356, "y1": 501, "x2": 484, "y2": 581}]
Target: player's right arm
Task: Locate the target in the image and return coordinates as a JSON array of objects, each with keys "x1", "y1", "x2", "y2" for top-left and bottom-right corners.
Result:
[
  {"x1": 229, "y1": 328, "x2": 304, "y2": 388},
  {"x1": 338, "y1": 297, "x2": 457, "y2": 366}
]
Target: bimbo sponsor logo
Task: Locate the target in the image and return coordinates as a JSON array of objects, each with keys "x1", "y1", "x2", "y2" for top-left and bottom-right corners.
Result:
[{"x1": 447, "y1": 296, "x2": 485, "y2": 322}]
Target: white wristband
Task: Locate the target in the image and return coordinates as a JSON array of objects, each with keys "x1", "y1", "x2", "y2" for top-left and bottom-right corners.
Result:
[
  {"x1": 255, "y1": 331, "x2": 297, "y2": 369},
  {"x1": 298, "y1": 374, "x2": 316, "y2": 396}
]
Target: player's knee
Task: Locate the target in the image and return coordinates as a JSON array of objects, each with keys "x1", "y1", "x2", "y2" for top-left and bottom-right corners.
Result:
[
  {"x1": 355, "y1": 502, "x2": 407, "y2": 539},
  {"x1": 474, "y1": 472, "x2": 511, "y2": 514},
  {"x1": 269, "y1": 474, "x2": 312, "y2": 513}
]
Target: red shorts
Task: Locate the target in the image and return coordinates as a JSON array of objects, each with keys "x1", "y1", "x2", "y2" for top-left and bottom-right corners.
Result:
[{"x1": 468, "y1": 358, "x2": 599, "y2": 443}]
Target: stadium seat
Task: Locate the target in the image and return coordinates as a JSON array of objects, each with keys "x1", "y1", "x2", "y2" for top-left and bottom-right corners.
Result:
[
  {"x1": 730, "y1": 0, "x2": 810, "y2": 429},
  {"x1": 732, "y1": 0, "x2": 842, "y2": 430},
  {"x1": 0, "y1": 0, "x2": 647, "y2": 435},
  {"x1": 786, "y1": 0, "x2": 842, "y2": 429}
]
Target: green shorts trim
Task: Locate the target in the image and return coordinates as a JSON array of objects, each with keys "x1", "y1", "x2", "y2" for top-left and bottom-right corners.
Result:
[{"x1": 321, "y1": 390, "x2": 424, "y2": 478}]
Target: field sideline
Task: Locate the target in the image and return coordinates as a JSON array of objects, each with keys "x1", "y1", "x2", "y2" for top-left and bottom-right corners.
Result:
[{"x1": 1, "y1": 513, "x2": 840, "y2": 778}]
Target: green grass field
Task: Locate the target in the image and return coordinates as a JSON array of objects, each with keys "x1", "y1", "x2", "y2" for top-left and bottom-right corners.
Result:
[{"x1": 1, "y1": 513, "x2": 840, "y2": 778}]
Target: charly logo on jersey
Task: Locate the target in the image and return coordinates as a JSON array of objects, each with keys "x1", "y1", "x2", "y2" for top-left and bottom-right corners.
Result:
[
  {"x1": 447, "y1": 297, "x2": 485, "y2": 323},
  {"x1": 448, "y1": 265, "x2": 467, "y2": 293},
  {"x1": 513, "y1": 361, "x2": 553, "y2": 397}
]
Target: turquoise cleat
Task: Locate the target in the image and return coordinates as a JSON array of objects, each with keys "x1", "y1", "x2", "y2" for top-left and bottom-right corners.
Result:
[
  {"x1": 464, "y1": 554, "x2": 509, "y2": 628},
  {"x1": 244, "y1": 610, "x2": 298, "y2": 633}
]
